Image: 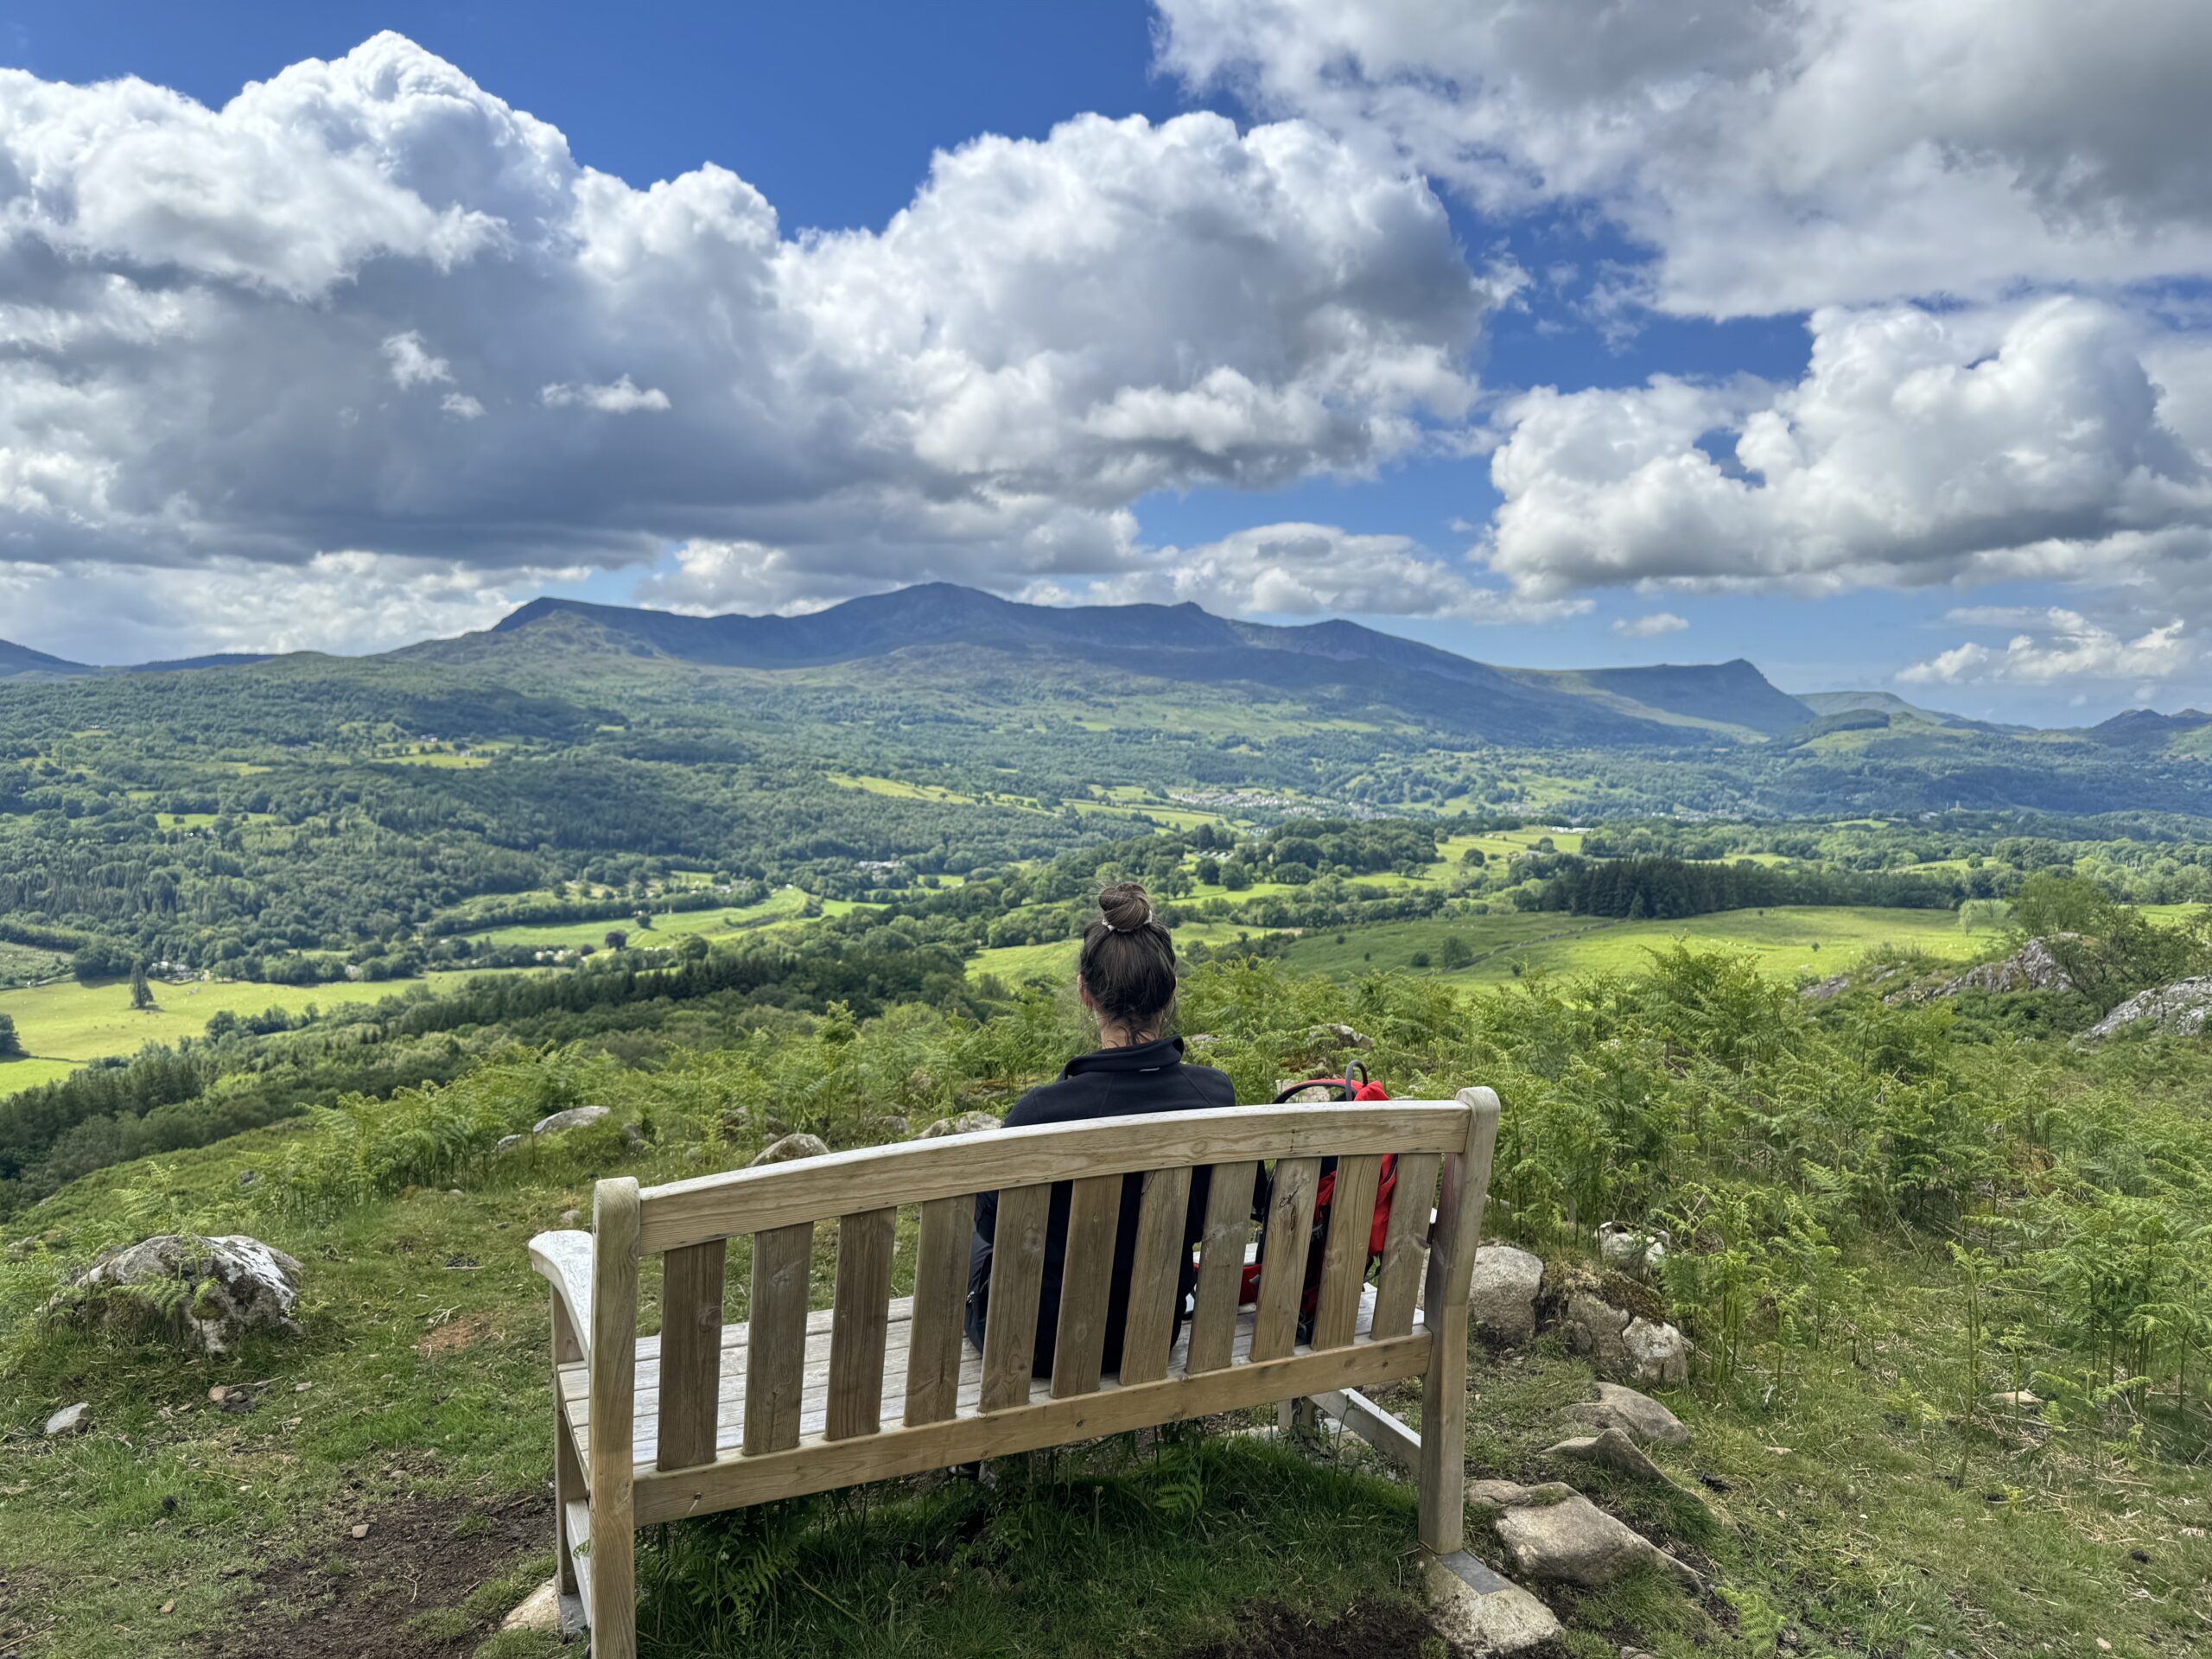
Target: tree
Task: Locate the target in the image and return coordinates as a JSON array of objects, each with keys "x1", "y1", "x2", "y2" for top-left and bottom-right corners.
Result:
[
  {"x1": 603, "y1": 929, "x2": 629, "y2": 952},
  {"x1": 129, "y1": 961, "x2": 156, "y2": 1011},
  {"x1": 1440, "y1": 935, "x2": 1474, "y2": 969},
  {"x1": 0, "y1": 1012, "x2": 22, "y2": 1059}
]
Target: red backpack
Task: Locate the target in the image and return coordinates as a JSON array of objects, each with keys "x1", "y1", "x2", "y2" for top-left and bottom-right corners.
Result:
[{"x1": 1239, "y1": 1064, "x2": 1399, "y2": 1325}]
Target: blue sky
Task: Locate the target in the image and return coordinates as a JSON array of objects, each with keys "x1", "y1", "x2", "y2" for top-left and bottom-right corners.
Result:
[{"x1": 4, "y1": 1, "x2": 2210, "y2": 722}]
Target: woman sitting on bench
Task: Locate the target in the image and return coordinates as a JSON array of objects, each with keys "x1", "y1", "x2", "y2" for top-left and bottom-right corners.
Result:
[{"x1": 964, "y1": 880, "x2": 1231, "y2": 1376}]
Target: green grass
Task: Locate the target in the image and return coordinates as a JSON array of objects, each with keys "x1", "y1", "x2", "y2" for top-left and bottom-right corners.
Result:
[
  {"x1": 0, "y1": 970, "x2": 495, "y2": 1085},
  {"x1": 1278, "y1": 906, "x2": 1986, "y2": 986},
  {"x1": 461, "y1": 889, "x2": 810, "y2": 950},
  {"x1": 970, "y1": 920, "x2": 1288, "y2": 985}
]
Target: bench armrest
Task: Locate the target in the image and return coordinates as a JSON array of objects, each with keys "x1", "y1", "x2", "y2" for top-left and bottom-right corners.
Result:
[{"x1": 529, "y1": 1229, "x2": 595, "y2": 1360}]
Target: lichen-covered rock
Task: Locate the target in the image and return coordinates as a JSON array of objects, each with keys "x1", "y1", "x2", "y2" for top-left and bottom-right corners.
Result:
[
  {"x1": 1469, "y1": 1479, "x2": 1700, "y2": 1590},
  {"x1": 53, "y1": 1234, "x2": 304, "y2": 1353},
  {"x1": 1597, "y1": 1222, "x2": 1669, "y2": 1278},
  {"x1": 1559, "y1": 1382, "x2": 1691, "y2": 1446},
  {"x1": 44, "y1": 1402, "x2": 92, "y2": 1437},
  {"x1": 1305, "y1": 1022, "x2": 1373, "y2": 1051},
  {"x1": 1936, "y1": 937, "x2": 2076, "y2": 998},
  {"x1": 1469, "y1": 1244, "x2": 1545, "y2": 1344},
  {"x1": 1421, "y1": 1550, "x2": 1561, "y2": 1654},
  {"x1": 868, "y1": 1115, "x2": 912, "y2": 1141},
  {"x1": 532, "y1": 1105, "x2": 611, "y2": 1136},
  {"x1": 1623, "y1": 1318, "x2": 1690, "y2": 1387},
  {"x1": 1560, "y1": 1293, "x2": 1690, "y2": 1388},
  {"x1": 2080, "y1": 976, "x2": 2212, "y2": 1043},
  {"x1": 493, "y1": 1134, "x2": 524, "y2": 1154},
  {"x1": 917, "y1": 1111, "x2": 1001, "y2": 1139},
  {"x1": 749, "y1": 1132, "x2": 831, "y2": 1166},
  {"x1": 1545, "y1": 1427, "x2": 1669, "y2": 1484}
]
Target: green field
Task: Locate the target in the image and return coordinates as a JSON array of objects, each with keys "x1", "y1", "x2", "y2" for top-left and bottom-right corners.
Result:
[
  {"x1": 0, "y1": 969, "x2": 499, "y2": 1096},
  {"x1": 1279, "y1": 904, "x2": 1986, "y2": 985},
  {"x1": 969, "y1": 920, "x2": 1289, "y2": 985},
  {"x1": 460, "y1": 887, "x2": 811, "y2": 950}
]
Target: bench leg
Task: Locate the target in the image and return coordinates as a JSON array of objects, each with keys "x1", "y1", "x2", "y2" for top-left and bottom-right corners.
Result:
[
  {"x1": 1417, "y1": 1301, "x2": 1468, "y2": 1554},
  {"x1": 588, "y1": 1510, "x2": 636, "y2": 1659},
  {"x1": 551, "y1": 1291, "x2": 583, "y2": 1597}
]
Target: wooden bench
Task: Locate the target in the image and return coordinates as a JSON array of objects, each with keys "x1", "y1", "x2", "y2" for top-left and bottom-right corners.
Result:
[{"x1": 529, "y1": 1087, "x2": 1502, "y2": 1657}]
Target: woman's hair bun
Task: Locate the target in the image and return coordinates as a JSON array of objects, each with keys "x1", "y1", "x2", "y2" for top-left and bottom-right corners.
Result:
[{"x1": 1097, "y1": 881, "x2": 1154, "y2": 932}]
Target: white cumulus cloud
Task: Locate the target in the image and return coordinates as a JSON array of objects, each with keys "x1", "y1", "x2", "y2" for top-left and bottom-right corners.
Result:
[
  {"x1": 0, "y1": 33, "x2": 1497, "y2": 651},
  {"x1": 1898, "y1": 611, "x2": 2191, "y2": 685},
  {"x1": 1480, "y1": 298, "x2": 2212, "y2": 610}
]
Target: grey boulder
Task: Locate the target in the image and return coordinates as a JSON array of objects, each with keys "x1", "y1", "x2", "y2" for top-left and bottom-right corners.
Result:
[
  {"x1": 44, "y1": 1402, "x2": 92, "y2": 1437},
  {"x1": 916, "y1": 1112, "x2": 1001, "y2": 1139},
  {"x1": 1560, "y1": 1293, "x2": 1690, "y2": 1389},
  {"x1": 1469, "y1": 1480, "x2": 1700, "y2": 1591},
  {"x1": 1469, "y1": 1245, "x2": 1545, "y2": 1344},
  {"x1": 750, "y1": 1132, "x2": 831, "y2": 1166},
  {"x1": 531, "y1": 1105, "x2": 611, "y2": 1136},
  {"x1": 1560, "y1": 1382, "x2": 1691, "y2": 1447},
  {"x1": 1544, "y1": 1427, "x2": 1670, "y2": 1484},
  {"x1": 54, "y1": 1234, "x2": 304, "y2": 1353},
  {"x1": 1421, "y1": 1550, "x2": 1561, "y2": 1654}
]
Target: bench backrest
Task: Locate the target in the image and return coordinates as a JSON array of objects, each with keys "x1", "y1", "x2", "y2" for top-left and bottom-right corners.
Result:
[{"x1": 587, "y1": 1088, "x2": 1500, "y2": 1522}]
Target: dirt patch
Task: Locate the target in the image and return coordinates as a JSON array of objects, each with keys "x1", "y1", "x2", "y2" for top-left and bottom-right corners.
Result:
[
  {"x1": 414, "y1": 1313, "x2": 493, "y2": 1357},
  {"x1": 212, "y1": 1490, "x2": 540, "y2": 1659},
  {"x1": 1184, "y1": 1599, "x2": 1444, "y2": 1659}
]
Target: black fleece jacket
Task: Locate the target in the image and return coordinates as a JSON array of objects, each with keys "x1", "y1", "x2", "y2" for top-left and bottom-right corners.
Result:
[{"x1": 964, "y1": 1034, "x2": 1235, "y2": 1376}]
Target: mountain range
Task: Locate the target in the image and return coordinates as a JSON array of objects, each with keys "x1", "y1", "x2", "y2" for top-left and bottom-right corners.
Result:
[{"x1": 0, "y1": 582, "x2": 2120, "y2": 750}]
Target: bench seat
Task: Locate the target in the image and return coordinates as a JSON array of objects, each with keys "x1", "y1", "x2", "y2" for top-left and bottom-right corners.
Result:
[{"x1": 555, "y1": 1282, "x2": 1388, "y2": 1479}]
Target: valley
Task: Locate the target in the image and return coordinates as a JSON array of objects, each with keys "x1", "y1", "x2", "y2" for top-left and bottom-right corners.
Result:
[{"x1": 7, "y1": 585, "x2": 2212, "y2": 1659}]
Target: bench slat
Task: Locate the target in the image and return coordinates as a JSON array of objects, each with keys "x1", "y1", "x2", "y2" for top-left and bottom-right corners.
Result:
[
  {"x1": 637, "y1": 1103, "x2": 1471, "y2": 1254},
  {"x1": 1050, "y1": 1174, "x2": 1122, "y2": 1399},
  {"x1": 631, "y1": 1327, "x2": 1432, "y2": 1522},
  {"x1": 905, "y1": 1195, "x2": 969, "y2": 1427},
  {"x1": 1310, "y1": 1154, "x2": 1381, "y2": 1352},
  {"x1": 1117, "y1": 1165, "x2": 1192, "y2": 1386},
  {"x1": 979, "y1": 1183, "x2": 1051, "y2": 1411},
  {"x1": 657, "y1": 1239, "x2": 725, "y2": 1471},
  {"x1": 1369, "y1": 1152, "x2": 1437, "y2": 1341},
  {"x1": 827, "y1": 1209, "x2": 896, "y2": 1440},
  {"x1": 742, "y1": 1220, "x2": 813, "y2": 1455},
  {"x1": 1186, "y1": 1160, "x2": 1255, "y2": 1374},
  {"x1": 1251, "y1": 1157, "x2": 1320, "y2": 1363}
]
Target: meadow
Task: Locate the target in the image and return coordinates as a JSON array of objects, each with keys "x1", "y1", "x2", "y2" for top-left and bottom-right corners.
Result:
[
  {"x1": 0, "y1": 970, "x2": 499, "y2": 1096},
  {"x1": 455, "y1": 887, "x2": 813, "y2": 950}
]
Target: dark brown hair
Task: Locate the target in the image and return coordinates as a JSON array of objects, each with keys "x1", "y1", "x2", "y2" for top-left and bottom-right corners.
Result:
[{"x1": 1078, "y1": 881, "x2": 1178, "y2": 1038}]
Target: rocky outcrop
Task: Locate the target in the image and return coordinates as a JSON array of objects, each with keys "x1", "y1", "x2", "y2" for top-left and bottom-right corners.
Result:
[
  {"x1": 1560, "y1": 1291, "x2": 1689, "y2": 1389},
  {"x1": 750, "y1": 1132, "x2": 831, "y2": 1166},
  {"x1": 52, "y1": 1234, "x2": 304, "y2": 1353},
  {"x1": 1468, "y1": 1480, "x2": 1700, "y2": 1590},
  {"x1": 1886, "y1": 937, "x2": 2078, "y2": 1007},
  {"x1": 2081, "y1": 976, "x2": 2212, "y2": 1043},
  {"x1": 1469, "y1": 1245, "x2": 1545, "y2": 1344},
  {"x1": 1559, "y1": 1382, "x2": 1691, "y2": 1446},
  {"x1": 917, "y1": 1111, "x2": 1001, "y2": 1139}
]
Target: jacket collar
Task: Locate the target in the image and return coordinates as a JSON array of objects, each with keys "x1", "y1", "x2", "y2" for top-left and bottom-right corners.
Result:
[{"x1": 1062, "y1": 1034, "x2": 1185, "y2": 1076}]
